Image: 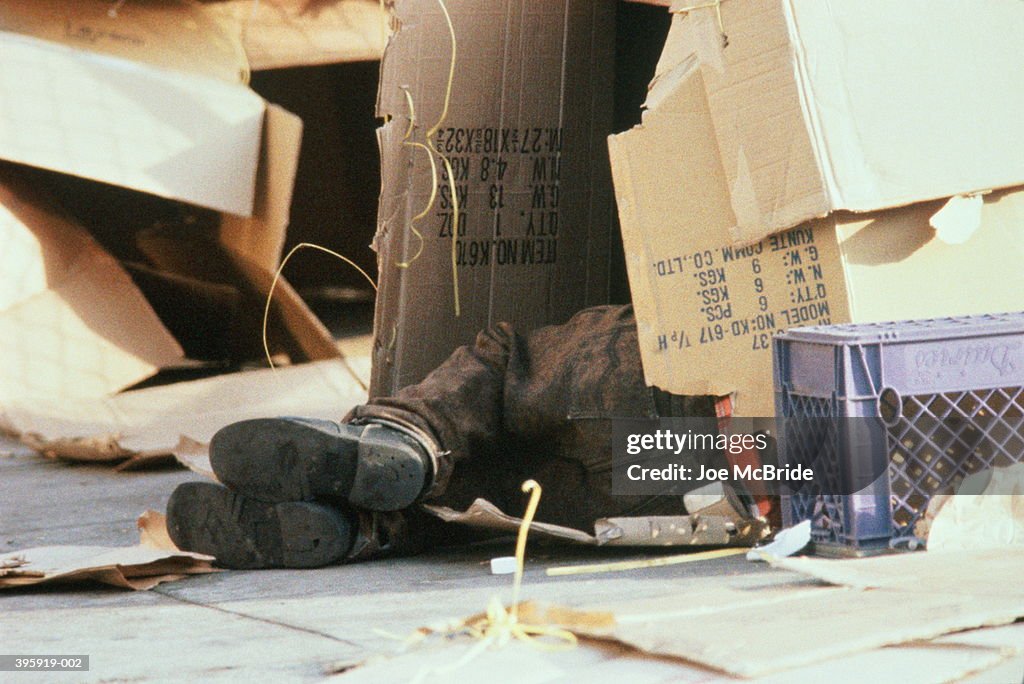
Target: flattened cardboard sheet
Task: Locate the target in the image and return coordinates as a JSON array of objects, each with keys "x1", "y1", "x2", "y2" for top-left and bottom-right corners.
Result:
[{"x1": 0, "y1": 359, "x2": 366, "y2": 462}]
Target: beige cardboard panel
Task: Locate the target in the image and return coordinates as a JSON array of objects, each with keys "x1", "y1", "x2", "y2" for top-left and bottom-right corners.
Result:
[
  {"x1": 674, "y1": 0, "x2": 1024, "y2": 244},
  {"x1": 0, "y1": 0, "x2": 248, "y2": 83},
  {"x1": 0, "y1": 173, "x2": 183, "y2": 403},
  {"x1": 574, "y1": 560, "x2": 1024, "y2": 678},
  {"x1": 611, "y1": 66, "x2": 733, "y2": 395},
  {"x1": 773, "y1": 547, "x2": 1024, "y2": 598},
  {"x1": 202, "y1": 0, "x2": 386, "y2": 70},
  {"x1": 787, "y1": 0, "x2": 1024, "y2": 214},
  {"x1": 612, "y1": 54, "x2": 1024, "y2": 415},
  {"x1": 610, "y1": 65, "x2": 848, "y2": 414},
  {"x1": 682, "y1": 0, "x2": 831, "y2": 244},
  {"x1": 0, "y1": 34, "x2": 264, "y2": 215},
  {"x1": 371, "y1": 0, "x2": 615, "y2": 395},
  {"x1": 746, "y1": 641, "x2": 1010, "y2": 684},
  {"x1": 0, "y1": 544, "x2": 215, "y2": 590},
  {"x1": 840, "y1": 190, "x2": 1024, "y2": 324},
  {"x1": 597, "y1": 587, "x2": 1024, "y2": 677},
  {"x1": 219, "y1": 104, "x2": 303, "y2": 273},
  {"x1": 620, "y1": 189, "x2": 1024, "y2": 416},
  {"x1": 0, "y1": 172, "x2": 90, "y2": 311}
]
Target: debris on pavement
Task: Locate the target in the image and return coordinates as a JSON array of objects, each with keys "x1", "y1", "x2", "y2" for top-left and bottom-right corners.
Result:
[
  {"x1": 746, "y1": 520, "x2": 811, "y2": 562},
  {"x1": 926, "y1": 464, "x2": 1024, "y2": 552},
  {"x1": 424, "y1": 497, "x2": 768, "y2": 548},
  {"x1": 0, "y1": 510, "x2": 216, "y2": 591}
]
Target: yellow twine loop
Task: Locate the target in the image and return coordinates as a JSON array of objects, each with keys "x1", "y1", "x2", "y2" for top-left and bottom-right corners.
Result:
[
  {"x1": 401, "y1": 87, "x2": 417, "y2": 141},
  {"x1": 387, "y1": 0, "x2": 461, "y2": 316},
  {"x1": 431, "y1": 0, "x2": 460, "y2": 316},
  {"x1": 408, "y1": 480, "x2": 576, "y2": 684},
  {"x1": 262, "y1": 242, "x2": 377, "y2": 371},
  {"x1": 397, "y1": 140, "x2": 436, "y2": 269},
  {"x1": 675, "y1": 0, "x2": 728, "y2": 47}
]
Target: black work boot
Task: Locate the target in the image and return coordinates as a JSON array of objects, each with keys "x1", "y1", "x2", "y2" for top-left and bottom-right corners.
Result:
[
  {"x1": 166, "y1": 482, "x2": 355, "y2": 569},
  {"x1": 208, "y1": 417, "x2": 436, "y2": 511}
]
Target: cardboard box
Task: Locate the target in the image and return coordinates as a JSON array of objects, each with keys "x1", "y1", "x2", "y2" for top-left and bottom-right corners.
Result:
[
  {"x1": 0, "y1": 2, "x2": 345, "y2": 418},
  {"x1": 645, "y1": 0, "x2": 1024, "y2": 246},
  {"x1": 371, "y1": 0, "x2": 617, "y2": 394},
  {"x1": 609, "y1": 5, "x2": 1024, "y2": 416}
]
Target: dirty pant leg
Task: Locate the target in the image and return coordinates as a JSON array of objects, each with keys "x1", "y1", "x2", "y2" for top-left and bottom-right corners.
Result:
[
  {"x1": 349, "y1": 304, "x2": 713, "y2": 535},
  {"x1": 347, "y1": 319, "x2": 522, "y2": 499}
]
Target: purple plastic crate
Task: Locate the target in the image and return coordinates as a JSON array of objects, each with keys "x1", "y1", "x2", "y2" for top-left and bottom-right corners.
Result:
[{"x1": 773, "y1": 312, "x2": 1024, "y2": 554}]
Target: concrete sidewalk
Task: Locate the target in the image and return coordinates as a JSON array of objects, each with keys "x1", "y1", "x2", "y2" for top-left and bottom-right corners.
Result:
[
  {"x1": 3, "y1": 436, "x2": 1023, "y2": 683},
  {"x1": 0, "y1": 434, "x2": 779, "y2": 682}
]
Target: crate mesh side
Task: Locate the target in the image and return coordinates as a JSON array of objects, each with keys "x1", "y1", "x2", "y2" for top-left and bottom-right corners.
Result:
[
  {"x1": 887, "y1": 385, "x2": 1024, "y2": 545},
  {"x1": 781, "y1": 394, "x2": 845, "y2": 545}
]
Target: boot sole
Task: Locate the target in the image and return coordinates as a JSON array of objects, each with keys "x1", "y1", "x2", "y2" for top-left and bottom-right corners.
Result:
[
  {"x1": 209, "y1": 417, "x2": 427, "y2": 511},
  {"x1": 167, "y1": 482, "x2": 353, "y2": 569}
]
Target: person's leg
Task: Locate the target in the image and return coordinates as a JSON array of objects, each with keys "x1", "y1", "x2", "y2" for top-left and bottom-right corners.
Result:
[
  {"x1": 167, "y1": 304, "x2": 712, "y2": 565},
  {"x1": 166, "y1": 311, "x2": 533, "y2": 567},
  {"x1": 363, "y1": 304, "x2": 716, "y2": 530}
]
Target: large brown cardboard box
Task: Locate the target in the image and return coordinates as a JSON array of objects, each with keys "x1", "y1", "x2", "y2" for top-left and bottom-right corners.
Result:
[
  {"x1": 609, "y1": 2, "x2": 1024, "y2": 416},
  {"x1": 370, "y1": 0, "x2": 618, "y2": 395}
]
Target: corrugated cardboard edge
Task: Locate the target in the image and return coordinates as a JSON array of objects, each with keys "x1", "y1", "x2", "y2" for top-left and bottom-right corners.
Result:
[{"x1": 219, "y1": 104, "x2": 342, "y2": 364}]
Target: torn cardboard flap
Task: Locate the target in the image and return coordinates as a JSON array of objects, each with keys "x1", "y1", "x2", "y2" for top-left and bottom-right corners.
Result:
[
  {"x1": 202, "y1": 0, "x2": 387, "y2": 71},
  {"x1": 0, "y1": 0, "x2": 267, "y2": 216},
  {"x1": 0, "y1": 169, "x2": 183, "y2": 403},
  {"x1": 0, "y1": 545, "x2": 215, "y2": 590},
  {"x1": 930, "y1": 193, "x2": 985, "y2": 245},
  {"x1": 663, "y1": 0, "x2": 1024, "y2": 245}
]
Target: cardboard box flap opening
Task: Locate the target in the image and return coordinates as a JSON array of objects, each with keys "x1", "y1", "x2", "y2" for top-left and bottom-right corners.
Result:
[
  {"x1": 0, "y1": 1, "x2": 264, "y2": 216},
  {"x1": 0, "y1": 168, "x2": 184, "y2": 403},
  {"x1": 670, "y1": 0, "x2": 1024, "y2": 244}
]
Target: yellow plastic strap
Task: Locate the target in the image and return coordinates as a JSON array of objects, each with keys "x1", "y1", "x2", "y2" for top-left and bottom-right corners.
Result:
[{"x1": 262, "y1": 242, "x2": 377, "y2": 370}]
